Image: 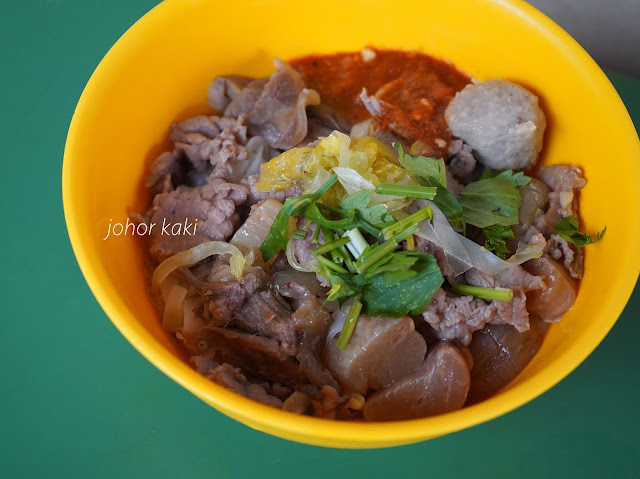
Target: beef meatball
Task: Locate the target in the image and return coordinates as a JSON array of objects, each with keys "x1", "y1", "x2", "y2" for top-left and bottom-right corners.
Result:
[{"x1": 445, "y1": 79, "x2": 546, "y2": 170}]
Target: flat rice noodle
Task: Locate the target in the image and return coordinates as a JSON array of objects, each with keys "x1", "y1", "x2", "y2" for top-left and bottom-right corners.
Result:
[{"x1": 163, "y1": 284, "x2": 188, "y2": 333}]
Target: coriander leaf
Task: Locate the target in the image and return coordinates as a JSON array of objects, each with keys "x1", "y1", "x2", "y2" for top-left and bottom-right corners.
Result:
[
  {"x1": 480, "y1": 168, "x2": 500, "y2": 180},
  {"x1": 361, "y1": 252, "x2": 444, "y2": 317},
  {"x1": 395, "y1": 143, "x2": 447, "y2": 186},
  {"x1": 359, "y1": 204, "x2": 395, "y2": 229},
  {"x1": 419, "y1": 176, "x2": 465, "y2": 231},
  {"x1": 459, "y1": 170, "x2": 530, "y2": 228},
  {"x1": 360, "y1": 252, "x2": 419, "y2": 279},
  {"x1": 393, "y1": 143, "x2": 464, "y2": 230},
  {"x1": 338, "y1": 190, "x2": 393, "y2": 231},
  {"x1": 260, "y1": 194, "x2": 314, "y2": 261},
  {"x1": 508, "y1": 170, "x2": 531, "y2": 187},
  {"x1": 554, "y1": 215, "x2": 606, "y2": 247},
  {"x1": 340, "y1": 191, "x2": 372, "y2": 211},
  {"x1": 324, "y1": 273, "x2": 362, "y2": 305},
  {"x1": 483, "y1": 224, "x2": 515, "y2": 259}
]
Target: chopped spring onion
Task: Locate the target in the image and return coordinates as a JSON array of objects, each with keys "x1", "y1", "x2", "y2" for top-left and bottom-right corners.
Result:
[
  {"x1": 312, "y1": 225, "x2": 322, "y2": 244},
  {"x1": 312, "y1": 236, "x2": 351, "y2": 256},
  {"x1": 356, "y1": 239, "x2": 398, "y2": 273},
  {"x1": 451, "y1": 283, "x2": 514, "y2": 302},
  {"x1": 312, "y1": 173, "x2": 339, "y2": 199},
  {"x1": 381, "y1": 205, "x2": 433, "y2": 240},
  {"x1": 389, "y1": 224, "x2": 418, "y2": 243},
  {"x1": 338, "y1": 244, "x2": 357, "y2": 273},
  {"x1": 343, "y1": 228, "x2": 369, "y2": 259},
  {"x1": 320, "y1": 226, "x2": 345, "y2": 265},
  {"x1": 336, "y1": 295, "x2": 363, "y2": 350},
  {"x1": 406, "y1": 233, "x2": 415, "y2": 251},
  {"x1": 375, "y1": 183, "x2": 437, "y2": 199},
  {"x1": 151, "y1": 241, "x2": 245, "y2": 293},
  {"x1": 316, "y1": 255, "x2": 350, "y2": 274},
  {"x1": 292, "y1": 230, "x2": 307, "y2": 240}
]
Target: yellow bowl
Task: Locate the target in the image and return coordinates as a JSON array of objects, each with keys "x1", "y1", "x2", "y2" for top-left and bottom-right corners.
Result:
[{"x1": 63, "y1": 0, "x2": 640, "y2": 448}]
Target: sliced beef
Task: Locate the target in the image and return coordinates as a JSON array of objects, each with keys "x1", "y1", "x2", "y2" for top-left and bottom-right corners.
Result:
[
  {"x1": 309, "y1": 385, "x2": 347, "y2": 419},
  {"x1": 170, "y1": 115, "x2": 249, "y2": 174},
  {"x1": 207, "y1": 362, "x2": 284, "y2": 408},
  {"x1": 148, "y1": 178, "x2": 248, "y2": 261},
  {"x1": 290, "y1": 284, "x2": 339, "y2": 390},
  {"x1": 190, "y1": 355, "x2": 218, "y2": 375},
  {"x1": 291, "y1": 221, "x2": 330, "y2": 287},
  {"x1": 184, "y1": 267, "x2": 266, "y2": 325},
  {"x1": 464, "y1": 266, "x2": 545, "y2": 294},
  {"x1": 207, "y1": 75, "x2": 254, "y2": 112},
  {"x1": 145, "y1": 152, "x2": 180, "y2": 194},
  {"x1": 423, "y1": 265, "x2": 546, "y2": 345},
  {"x1": 300, "y1": 104, "x2": 351, "y2": 145},
  {"x1": 241, "y1": 174, "x2": 304, "y2": 205},
  {"x1": 224, "y1": 78, "x2": 269, "y2": 118},
  {"x1": 282, "y1": 391, "x2": 313, "y2": 414},
  {"x1": 234, "y1": 290, "x2": 297, "y2": 352},
  {"x1": 421, "y1": 287, "x2": 531, "y2": 346},
  {"x1": 181, "y1": 326, "x2": 306, "y2": 385},
  {"x1": 535, "y1": 164, "x2": 586, "y2": 236},
  {"x1": 247, "y1": 59, "x2": 320, "y2": 149},
  {"x1": 447, "y1": 139, "x2": 476, "y2": 180},
  {"x1": 414, "y1": 236, "x2": 456, "y2": 283},
  {"x1": 546, "y1": 233, "x2": 584, "y2": 279},
  {"x1": 211, "y1": 135, "x2": 277, "y2": 184}
]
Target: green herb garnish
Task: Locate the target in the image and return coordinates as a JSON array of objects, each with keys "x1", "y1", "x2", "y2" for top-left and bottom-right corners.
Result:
[
  {"x1": 361, "y1": 252, "x2": 444, "y2": 316},
  {"x1": 395, "y1": 144, "x2": 465, "y2": 231},
  {"x1": 380, "y1": 205, "x2": 433, "y2": 240},
  {"x1": 554, "y1": 215, "x2": 606, "y2": 247},
  {"x1": 483, "y1": 224, "x2": 515, "y2": 259},
  {"x1": 336, "y1": 296, "x2": 364, "y2": 350},
  {"x1": 395, "y1": 143, "x2": 446, "y2": 186},
  {"x1": 459, "y1": 170, "x2": 531, "y2": 228},
  {"x1": 260, "y1": 194, "x2": 315, "y2": 261},
  {"x1": 451, "y1": 284, "x2": 514, "y2": 302},
  {"x1": 375, "y1": 183, "x2": 437, "y2": 199}
]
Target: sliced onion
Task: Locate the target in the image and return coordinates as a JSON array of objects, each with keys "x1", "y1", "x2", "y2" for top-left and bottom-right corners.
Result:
[
  {"x1": 286, "y1": 238, "x2": 319, "y2": 272},
  {"x1": 151, "y1": 241, "x2": 245, "y2": 292},
  {"x1": 162, "y1": 284, "x2": 188, "y2": 333}
]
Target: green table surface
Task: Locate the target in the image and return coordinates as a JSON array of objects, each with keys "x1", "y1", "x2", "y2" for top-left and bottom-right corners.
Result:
[{"x1": 2, "y1": 1, "x2": 639, "y2": 477}]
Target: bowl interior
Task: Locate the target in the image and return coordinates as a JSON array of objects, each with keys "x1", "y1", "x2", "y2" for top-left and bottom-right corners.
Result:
[{"x1": 63, "y1": 0, "x2": 640, "y2": 447}]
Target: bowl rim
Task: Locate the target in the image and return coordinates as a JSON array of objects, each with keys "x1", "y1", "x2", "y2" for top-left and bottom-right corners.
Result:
[{"x1": 62, "y1": 0, "x2": 640, "y2": 447}]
